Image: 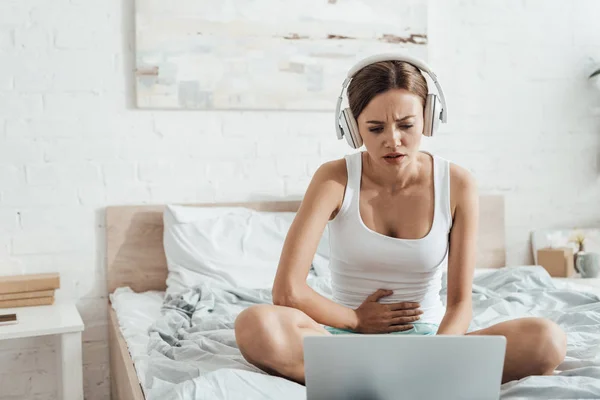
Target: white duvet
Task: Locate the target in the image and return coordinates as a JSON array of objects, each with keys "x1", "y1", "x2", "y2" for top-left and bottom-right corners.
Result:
[{"x1": 112, "y1": 266, "x2": 600, "y2": 399}]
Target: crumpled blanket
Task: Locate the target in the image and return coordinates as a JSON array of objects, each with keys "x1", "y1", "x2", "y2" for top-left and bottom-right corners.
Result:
[{"x1": 140, "y1": 266, "x2": 600, "y2": 399}]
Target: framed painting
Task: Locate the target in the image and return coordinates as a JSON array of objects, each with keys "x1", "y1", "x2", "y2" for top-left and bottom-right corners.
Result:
[{"x1": 134, "y1": 0, "x2": 428, "y2": 111}]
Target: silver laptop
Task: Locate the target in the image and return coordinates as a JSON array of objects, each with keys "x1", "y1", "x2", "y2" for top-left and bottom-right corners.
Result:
[{"x1": 304, "y1": 335, "x2": 506, "y2": 400}]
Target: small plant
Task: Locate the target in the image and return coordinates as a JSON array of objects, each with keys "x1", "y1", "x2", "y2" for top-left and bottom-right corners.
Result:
[{"x1": 569, "y1": 231, "x2": 586, "y2": 253}]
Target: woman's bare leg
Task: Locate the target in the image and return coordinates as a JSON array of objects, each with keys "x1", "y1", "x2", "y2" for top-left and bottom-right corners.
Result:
[
  {"x1": 234, "y1": 304, "x2": 330, "y2": 384},
  {"x1": 466, "y1": 317, "x2": 567, "y2": 384}
]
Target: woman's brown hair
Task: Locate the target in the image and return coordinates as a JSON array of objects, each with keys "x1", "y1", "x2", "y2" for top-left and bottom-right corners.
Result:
[{"x1": 347, "y1": 61, "x2": 428, "y2": 120}]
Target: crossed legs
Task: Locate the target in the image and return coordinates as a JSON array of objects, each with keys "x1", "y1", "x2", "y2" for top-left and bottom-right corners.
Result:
[{"x1": 235, "y1": 305, "x2": 567, "y2": 385}]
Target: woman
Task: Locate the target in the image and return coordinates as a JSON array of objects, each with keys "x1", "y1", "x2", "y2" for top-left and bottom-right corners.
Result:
[{"x1": 235, "y1": 58, "x2": 567, "y2": 385}]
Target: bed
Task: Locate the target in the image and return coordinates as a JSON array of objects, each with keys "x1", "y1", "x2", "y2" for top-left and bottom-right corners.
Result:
[{"x1": 107, "y1": 196, "x2": 600, "y2": 400}]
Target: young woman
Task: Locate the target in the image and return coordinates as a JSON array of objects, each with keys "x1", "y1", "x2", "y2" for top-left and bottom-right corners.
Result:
[{"x1": 235, "y1": 56, "x2": 567, "y2": 385}]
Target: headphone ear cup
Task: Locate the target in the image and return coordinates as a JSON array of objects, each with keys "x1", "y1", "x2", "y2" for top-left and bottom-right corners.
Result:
[
  {"x1": 423, "y1": 94, "x2": 435, "y2": 137},
  {"x1": 341, "y1": 108, "x2": 363, "y2": 149},
  {"x1": 423, "y1": 94, "x2": 442, "y2": 137}
]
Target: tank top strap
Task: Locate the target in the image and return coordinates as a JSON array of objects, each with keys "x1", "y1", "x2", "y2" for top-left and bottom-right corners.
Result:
[
  {"x1": 432, "y1": 153, "x2": 453, "y2": 231},
  {"x1": 335, "y1": 152, "x2": 362, "y2": 218}
]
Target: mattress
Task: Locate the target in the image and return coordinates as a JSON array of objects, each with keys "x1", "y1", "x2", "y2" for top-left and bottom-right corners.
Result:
[{"x1": 110, "y1": 267, "x2": 600, "y2": 400}]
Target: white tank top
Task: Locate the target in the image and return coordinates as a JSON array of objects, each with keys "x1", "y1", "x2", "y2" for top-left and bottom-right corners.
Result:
[{"x1": 327, "y1": 151, "x2": 452, "y2": 325}]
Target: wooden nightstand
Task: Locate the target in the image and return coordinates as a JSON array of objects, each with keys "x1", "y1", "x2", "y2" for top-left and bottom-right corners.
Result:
[{"x1": 0, "y1": 302, "x2": 85, "y2": 400}]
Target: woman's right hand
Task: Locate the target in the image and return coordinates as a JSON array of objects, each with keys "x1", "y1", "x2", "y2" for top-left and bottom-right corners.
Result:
[{"x1": 353, "y1": 289, "x2": 423, "y2": 334}]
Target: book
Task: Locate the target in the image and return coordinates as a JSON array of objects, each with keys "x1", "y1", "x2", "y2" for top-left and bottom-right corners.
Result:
[
  {"x1": 0, "y1": 296, "x2": 55, "y2": 309},
  {"x1": 0, "y1": 290, "x2": 55, "y2": 301},
  {"x1": 0, "y1": 273, "x2": 60, "y2": 295}
]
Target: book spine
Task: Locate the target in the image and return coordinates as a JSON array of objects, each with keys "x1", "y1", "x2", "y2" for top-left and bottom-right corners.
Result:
[
  {"x1": 0, "y1": 290, "x2": 55, "y2": 301},
  {"x1": 0, "y1": 275, "x2": 60, "y2": 294},
  {"x1": 0, "y1": 296, "x2": 55, "y2": 309}
]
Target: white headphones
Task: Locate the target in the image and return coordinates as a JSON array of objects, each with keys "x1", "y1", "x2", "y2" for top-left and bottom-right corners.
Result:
[{"x1": 335, "y1": 53, "x2": 448, "y2": 149}]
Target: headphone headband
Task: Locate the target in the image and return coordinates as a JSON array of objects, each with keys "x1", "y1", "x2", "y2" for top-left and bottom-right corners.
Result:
[{"x1": 335, "y1": 53, "x2": 447, "y2": 141}]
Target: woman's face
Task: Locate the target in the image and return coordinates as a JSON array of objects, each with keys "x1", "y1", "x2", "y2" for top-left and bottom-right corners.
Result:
[{"x1": 356, "y1": 88, "x2": 424, "y2": 169}]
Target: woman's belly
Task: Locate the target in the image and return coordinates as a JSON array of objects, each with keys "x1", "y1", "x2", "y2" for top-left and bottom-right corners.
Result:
[{"x1": 329, "y1": 262, "x2": 447, "y2": 325}]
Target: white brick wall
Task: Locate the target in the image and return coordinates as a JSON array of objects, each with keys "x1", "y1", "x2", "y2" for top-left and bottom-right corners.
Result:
[{"x1": 0, "y1": 0, "x2": 599, "y2": 399}]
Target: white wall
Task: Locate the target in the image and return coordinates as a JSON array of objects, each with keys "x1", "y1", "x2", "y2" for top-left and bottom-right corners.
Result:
[{"x1": 0, "y1": 0, "x2": 599, "y2": 398}]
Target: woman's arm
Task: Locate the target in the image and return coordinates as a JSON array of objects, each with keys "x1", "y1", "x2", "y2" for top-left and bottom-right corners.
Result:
[
  {"x1": 436, "y1": 164, "x2": 478, "y2": 335},
  {"x1": 272, "y1": 160, "x2": 360, "y2": 330}
]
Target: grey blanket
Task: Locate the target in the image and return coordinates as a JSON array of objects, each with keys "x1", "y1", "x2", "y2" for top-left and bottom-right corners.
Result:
[{"x1": 142, "y1": 266, "x2": 600, "y2": 399}]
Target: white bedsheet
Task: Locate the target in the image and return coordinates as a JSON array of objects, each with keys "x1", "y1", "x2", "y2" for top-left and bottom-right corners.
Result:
[
  {"x1": 110, "y1": 288, "x2": 164, "y2": 397},
  {"x1": 109, "y1": 270, "x2": 497, "y2": 395},
  {"x1": 110, "y1": 267, "x2": 600, "y2": 399}
]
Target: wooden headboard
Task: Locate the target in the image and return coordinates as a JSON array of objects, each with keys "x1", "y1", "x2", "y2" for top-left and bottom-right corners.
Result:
[{"x1": 106, "y1": 196, "x2": 505, "y2": 293}]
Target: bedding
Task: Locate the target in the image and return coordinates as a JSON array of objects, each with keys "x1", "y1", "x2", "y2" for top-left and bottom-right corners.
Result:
[
  {"x1": 112, "y1": 266, "x2": 600, "y2": 400},
  {"x1": 110, "y1": 288, "x2": 164, "y2": 398}
]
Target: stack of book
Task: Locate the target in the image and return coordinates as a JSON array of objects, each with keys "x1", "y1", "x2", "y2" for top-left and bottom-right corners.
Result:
[{"x1": 0, "y1": 273, "x2": 60, "y2": 308}]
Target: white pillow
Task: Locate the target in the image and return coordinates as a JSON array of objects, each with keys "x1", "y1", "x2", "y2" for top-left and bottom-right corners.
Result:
[{"x1": 163, "y1": 204, "x2": 330, "y2": 294}]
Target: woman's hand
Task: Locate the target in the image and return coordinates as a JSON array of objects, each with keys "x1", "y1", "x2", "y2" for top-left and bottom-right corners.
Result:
[{"x1": 353, "y1": 289, "x2": 422, "y2": 334}]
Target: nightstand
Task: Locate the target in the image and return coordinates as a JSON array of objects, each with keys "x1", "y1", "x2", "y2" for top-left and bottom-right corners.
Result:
[{"x1": 0, "y1": 302, "x2": 85, "y2": 400}]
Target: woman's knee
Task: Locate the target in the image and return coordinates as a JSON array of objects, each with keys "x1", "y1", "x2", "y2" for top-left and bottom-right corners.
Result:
[
  {"x1": 235, "y1": 305, "x2": 307, "y2": 359},
  {"x1": 234, "y1": 304, "x2": 314, "y2": 380},
  {"x1": 524, "y1": 318, "x2": 567, "y2": 373},
  {"x1": 234, "y1": 304, "x2": 278, "y2": 351}
]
